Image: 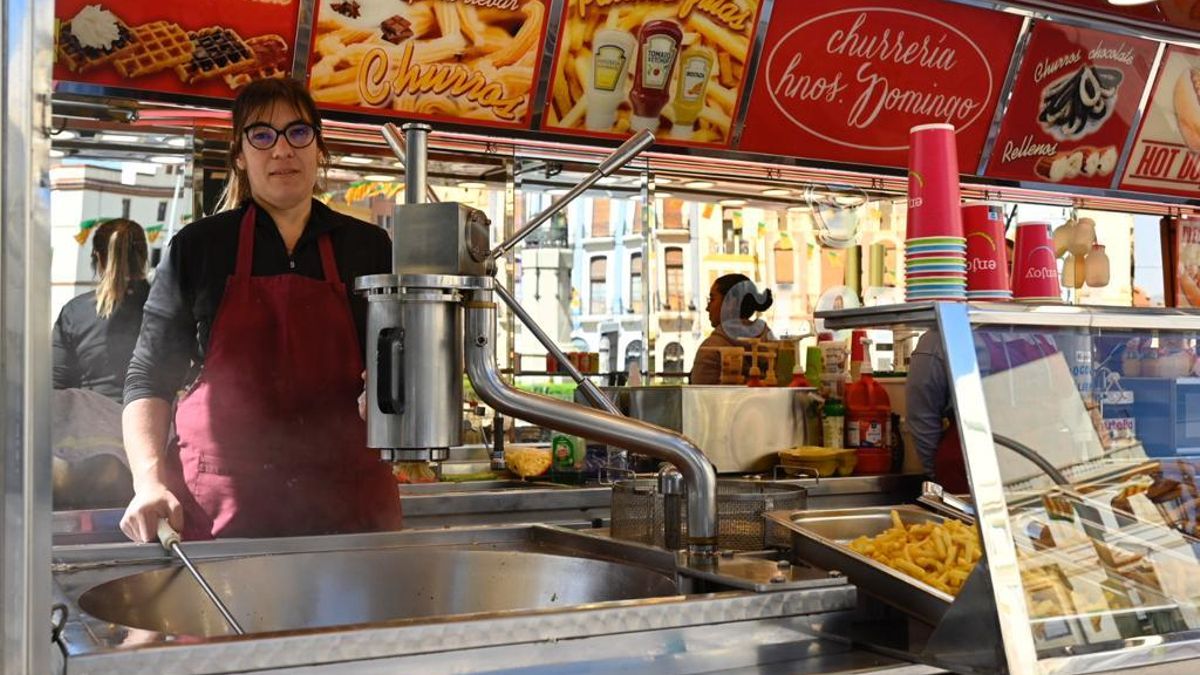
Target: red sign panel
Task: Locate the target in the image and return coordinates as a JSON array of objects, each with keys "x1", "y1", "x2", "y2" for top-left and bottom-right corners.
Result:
[
  {"x1": 306, "y1": 0, "x2": 552, "y2": 130},
  {"x1": 739, "y1": 0, "x2": 1022, "y2": 170},
  {"x1": 53, "y1": 1, "x2": 301, "y2": 99},
  {"x1": 984, "y1": 22, "x2": 1156, "y2": 188},
  {"x1": 540, "y1": 0, "x2": 766, "y2": 148},
  {"x1": 1120, "y1": 46, "x2": 1200, "y2": 198}
]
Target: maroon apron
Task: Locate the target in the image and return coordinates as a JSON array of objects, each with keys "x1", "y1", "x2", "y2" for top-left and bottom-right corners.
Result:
[{"x1": 169, "y1": 205, "x2": 401, "y2": 539}]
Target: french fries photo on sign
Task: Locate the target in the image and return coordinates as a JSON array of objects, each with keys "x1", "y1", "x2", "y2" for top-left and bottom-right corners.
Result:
[
  {"x1": 542, "y1": 0, "x2": 764, "y2": 147},
  {"x1": 307, "y1": 0, "x2": 549, "y2": 128}
]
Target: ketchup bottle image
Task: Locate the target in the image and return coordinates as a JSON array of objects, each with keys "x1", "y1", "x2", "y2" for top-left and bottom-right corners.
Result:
[{"x1": 629, "y1": 20, "x2": 683, "y2": 133}]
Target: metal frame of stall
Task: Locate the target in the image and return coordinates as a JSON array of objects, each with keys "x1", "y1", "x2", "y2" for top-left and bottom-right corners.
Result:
[{"x1": 10, "y1": 0, "x2": 1200, "y2": 673}]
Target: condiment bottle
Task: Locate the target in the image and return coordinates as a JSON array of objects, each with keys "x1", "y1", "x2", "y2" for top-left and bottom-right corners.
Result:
[
  {"x1": 669, "y1": 43, "x2": 714, "y2": 139},
  {"x1": 822, "y1": 397, "x2": 846, "y2": 450},
  {"x1": 629, "y1": 20, "x2": 683, "y2": 133},
  {"x1": 844, "y1": 337, "x2": 891, "y2": 451},
  {"x1": 585, "y1": 28, "x2": 637, "y2": 130}
]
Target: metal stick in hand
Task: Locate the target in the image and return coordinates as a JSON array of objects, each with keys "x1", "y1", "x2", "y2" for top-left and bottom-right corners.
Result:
[{"x1": 157, "y1": 520, "x2": 246, "y2": 636}]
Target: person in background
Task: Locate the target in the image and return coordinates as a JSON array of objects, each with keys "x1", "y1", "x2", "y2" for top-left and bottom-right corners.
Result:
[
  {"x1": 119, "y1": 78, "x2": 401, "y2": 543},
  {"x1": 53, "y1": 218, "x2": 150, "y2": 403},
  {"x1": 690, "y1": 273, "x2": 775, "y2": 385},
  {"x1": 906, "y1": 238, "x2": 1018, "y2": 492}
]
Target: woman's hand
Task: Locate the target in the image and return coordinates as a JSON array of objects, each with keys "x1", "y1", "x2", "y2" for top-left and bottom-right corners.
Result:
[
  {"x1": 119, "y1": 482, "x2": 183, "y2": 543},
  {"x1": 358, "y1": 370, "x2": 367, "y2": 421}
]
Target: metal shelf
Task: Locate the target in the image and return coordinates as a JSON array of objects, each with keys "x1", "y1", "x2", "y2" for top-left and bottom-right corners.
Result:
[{"x1": 818, "y1": 302, "x2": 1200, "y2": 332}]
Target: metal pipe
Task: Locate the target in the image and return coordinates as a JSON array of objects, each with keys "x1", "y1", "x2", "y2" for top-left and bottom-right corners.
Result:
[
  {"x1": 492, "y1": 283, "x2": 621, "y2": 416},
  {"x1": 992, "y1": 434, "x2": 1068, "y2": 486},
  {"x1": 489, "y1": 130, "x2": 655, "y2": 260},
  {"x1": 157, "y1": 522, "x2": 245, "y2": 635},
  {"x1": 464, "y1": 290, "x2": 718, "y2": 557},
  {"x1": 402, "y1": 123, "x2": 431, "y2": 205},
  {"x1": 381, "y1": 123, "x2": 439, "y2": 204}
]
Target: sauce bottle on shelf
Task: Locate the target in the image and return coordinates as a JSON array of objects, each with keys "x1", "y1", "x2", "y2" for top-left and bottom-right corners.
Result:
[{"x1": 822, "y1": 397, "x2": 846, "y2": 450}]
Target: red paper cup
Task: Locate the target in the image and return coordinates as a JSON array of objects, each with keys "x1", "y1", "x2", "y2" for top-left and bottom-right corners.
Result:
[
  {"x1": 907, "y1": 124, "x2": 963, "y2": 240},
  {"x1": 1011, "y1": 221, "x2": 1061, "y2": 302},
  {"x1": 963, "y1": 202, "x2": 1010, "y2": 294}
]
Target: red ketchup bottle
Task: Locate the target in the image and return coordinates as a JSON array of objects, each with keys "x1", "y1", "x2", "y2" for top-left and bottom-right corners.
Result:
[
  {"x1": 845, "y1": 334, "x2": 892, "y2": 474},
  {"x1": 629, "y1": 20, "x2": 683, "y2": 133}
]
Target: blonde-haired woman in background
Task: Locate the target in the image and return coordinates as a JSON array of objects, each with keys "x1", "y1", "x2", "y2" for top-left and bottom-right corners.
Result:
[{"x1": 53, "y1": 218, "x2": 150, "y2": 403}]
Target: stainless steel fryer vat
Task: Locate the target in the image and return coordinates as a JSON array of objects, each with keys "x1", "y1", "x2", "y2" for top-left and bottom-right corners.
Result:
[{"x1": 77, "y1": 547, "x2": 678, "y2": 637}]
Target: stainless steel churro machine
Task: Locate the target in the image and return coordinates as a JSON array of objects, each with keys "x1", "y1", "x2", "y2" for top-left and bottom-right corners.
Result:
[{"x1": 355, "y1": 123, "x2": 722, "y2": 557}]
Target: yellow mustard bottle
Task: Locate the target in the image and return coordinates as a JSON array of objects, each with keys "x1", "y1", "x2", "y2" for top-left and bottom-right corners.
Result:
[{"x1": 670, "y1": 45, "x2": 715, "y2": 140}]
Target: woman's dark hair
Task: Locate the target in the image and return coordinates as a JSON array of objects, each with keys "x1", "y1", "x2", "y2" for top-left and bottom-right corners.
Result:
[
  {"x1": 91, "y1": 218, "x2": 148, "y2": 319},
  {"x1": 711, "y1": 273, "x2": 774, "y2": 319},
  {"x1": 216, "y1": 78, "x2": 330, "y2": 212}
]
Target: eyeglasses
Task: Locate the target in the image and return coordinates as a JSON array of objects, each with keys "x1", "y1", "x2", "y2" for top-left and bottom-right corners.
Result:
[{"x1": 242, "y1": 121, "x2": 319, "y2": 151}]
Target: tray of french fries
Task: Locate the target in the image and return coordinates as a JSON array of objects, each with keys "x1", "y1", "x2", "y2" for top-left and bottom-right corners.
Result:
[{"x1": 766, "y1": 506, "x2": 981, "y2": 625}]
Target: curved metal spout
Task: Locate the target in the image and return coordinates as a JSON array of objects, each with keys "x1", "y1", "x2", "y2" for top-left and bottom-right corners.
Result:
[{"x1": 463, "y1": 290, "x2": 718, "y2": 556}]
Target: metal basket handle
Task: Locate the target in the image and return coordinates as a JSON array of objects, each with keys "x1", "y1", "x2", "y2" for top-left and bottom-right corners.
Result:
[{"x1": 773, "y1": 464, "x2": 820, "y2": 485}]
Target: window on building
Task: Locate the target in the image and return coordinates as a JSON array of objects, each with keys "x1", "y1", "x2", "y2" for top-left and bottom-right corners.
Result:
[
  {"x1": 774, "y1": 235, "x2": 795, "y2": 285},
  {"x1": 662, "y1": 198, "x2": 684, "y2": 230},
  {"x1": 589, "y1": 256, "x2": 607, "y2": 315},
  {"x1": 664, "y1": 247, "x2": 684, "y2": 311},
  {"x1": 157, "y1": 201, "x2": 168, "y2": 221},
  {"x1": 664, "y1": 342, "x2": 685, "y2": 373},
  {"x1": 629, "y1": 253, "x2": 643, "y2": 314},
  {"x1": 630, "y1": 201, "x2": 643, "y2": 235},
  {"x1": 624, "y1": 340, "x2": 643, "y2": 371},
  {"x1": 121, "y1": 198, "x2": 131, "y2": 219},
  {"x1": 592, "y1": 199, "x2": 610, "y2": 238}
]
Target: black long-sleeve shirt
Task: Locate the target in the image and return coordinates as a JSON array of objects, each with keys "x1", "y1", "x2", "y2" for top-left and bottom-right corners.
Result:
[
  {"x1": 53, "y1": 280, "x2": 151, "y2": 403},
  {"x1": 124, "y1": 200, "x2": 392, "y2": 405}
]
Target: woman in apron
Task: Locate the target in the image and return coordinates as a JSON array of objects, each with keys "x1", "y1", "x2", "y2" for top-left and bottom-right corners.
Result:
[{"x1": 119, "y1": 79, "x2": 401, "y2": 542}]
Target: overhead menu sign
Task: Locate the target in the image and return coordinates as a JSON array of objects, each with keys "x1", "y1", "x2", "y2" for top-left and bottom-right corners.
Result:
[
  {"x1": 984, "y1": 22, "x2": 1157, "y2": 189},
  {"x1": 540, "y1": 0, "x2": 766, "y2": 148},
  {"x1": 738, "y1": 0, "x2": 1022, "y2": 170},
  {"x1": 53, "y1": 1, "x2": 302, "y2": 99},
  {"x1": 1119, "y1": 46, "x2": 1200, "y2": 198},
  {"x1": 306, "y1": 0, "x2": 551, "y2": 129}
]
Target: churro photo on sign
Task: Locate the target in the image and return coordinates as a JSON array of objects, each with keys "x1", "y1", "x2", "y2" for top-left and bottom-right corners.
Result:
[
  {"x1": 542, "y1": 0, "x2": 764, "y2": 147},
  {"x1": 307, "y1": 0, "x2": 549, "y2": 127}
]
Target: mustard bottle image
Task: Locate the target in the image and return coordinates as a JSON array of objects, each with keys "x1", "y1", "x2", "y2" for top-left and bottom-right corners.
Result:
[
  {"x1": 585, "y1": 27, "x2": 637, "y2": 131},
  {"x1": 669, "y1": 43, "x2": 715, "y2": 140}
]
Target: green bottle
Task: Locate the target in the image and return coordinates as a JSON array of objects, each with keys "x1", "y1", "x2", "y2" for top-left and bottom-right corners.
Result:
[{"x1": 822, "y1": 398, "x2": 845, "y2": 450}]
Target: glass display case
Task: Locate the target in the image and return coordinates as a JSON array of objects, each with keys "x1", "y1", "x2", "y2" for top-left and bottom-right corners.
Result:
[{"x1": 818, "y1": 302, "x2": 1200, "y2": 674}]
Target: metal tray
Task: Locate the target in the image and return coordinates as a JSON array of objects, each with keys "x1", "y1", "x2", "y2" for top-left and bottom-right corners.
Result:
[{"x1": 766, "y1": 506, "x2": 956, "y2": 625}]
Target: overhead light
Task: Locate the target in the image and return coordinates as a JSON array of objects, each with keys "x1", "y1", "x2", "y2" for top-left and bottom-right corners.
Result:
[
  {"x1": 457, "y1": 181, "x2": 486, "y2": 189},
  {"x1": 326, "y1": 168, "x2": 360, "y2": 181},
  {"x1": 654, "y1": 192, "x2": 673, "y2": 200},
  {"x1": 150, "y1": 155, "x2": 185, "y2": 165},
  {"x1": 99, "y1": 133, "x2": 138, "y2": 143},
  {"x1": 54, "y1": 130, "x2": 76, "y2": 141},
  {"x1": 1106, "y1": 0, "x2": 1154, "y2": 5},
  {"x1": 340, "y1": 156, "x2": 374, "y2": 165},
  {"x1": 166, "y1": 137, "x2": 188, "y2": 148},
  {"x1": 392, "y1": 160, "x2": 407, "y2": 168},
  {"x1": 834, "y1": 195, "x2": 865, "y2": 206},
  {"x1": 685, "y1": 180, "x2": 714, "y2": 189},
  {"x1": 720, "y1": 199, "x2": 747, "y2": 207},
  {"x1": 547, "y1": 188, "x2": 569, "y2": 196},
  {"x1": 362, "y1": 174, "x2": 395, "y2": 182},
  {"x1": 762, "y1": 188, "x2": 791, "y2": 197},
  {"x1": 655, "y1": 177, "x2": 673, "y2": 185},
  {"x1": 788, "y1": 206, "x2": 812, "y2": 213},
  {"x1": 49, "y1": 149, "x2": 65, "y2": 158}
]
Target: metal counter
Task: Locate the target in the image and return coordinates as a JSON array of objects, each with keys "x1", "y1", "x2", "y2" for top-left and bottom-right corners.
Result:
[{"x1": 53, "y1": 474, "x2": 924, "y2": 546}]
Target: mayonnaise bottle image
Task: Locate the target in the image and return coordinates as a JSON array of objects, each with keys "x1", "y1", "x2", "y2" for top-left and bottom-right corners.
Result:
[{"x1": 585, "y1": 27, "x2": 637, "y2": 130}]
